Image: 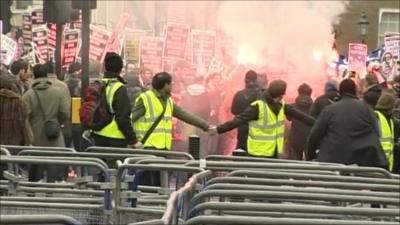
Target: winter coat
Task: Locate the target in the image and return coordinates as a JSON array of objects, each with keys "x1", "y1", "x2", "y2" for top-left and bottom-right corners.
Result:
[
  {"x1": 230, "y1": 85, "x2": 259, "y2": 150},
  {"x1": 311, "y1": 91, "x2": 340, "y2": 119},
  {"x1": 307, "y1": 94, "x2": 388, "y2": 168},
  {"x1": 0, "y1": 89, "x2": 33, "y2": 145},
  {"x1": 363, "y1": 84, "x2": 383, "y2": 109},
  {"x1": 22, "y1": 78, "x2": 70, "y2": 147},
  {"x1": 287, "y1": 94, "x2": 313, "y2": 158}
]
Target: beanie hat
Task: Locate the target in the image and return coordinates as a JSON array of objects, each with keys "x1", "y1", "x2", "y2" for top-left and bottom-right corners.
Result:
[
  {"x1": 298, "y1": 83, "x2": 312, "y2": 96},
  {"x1": 268, "y1": 80, "x2": 287, "y2": 98},
  {"x1": 375, "y1": 91, "x2": 396, "y2": 110},
  {"x1": 324, "y1": 79, "x2": 338, "y2": 93},
  {"x1": 245, "y1": 70, "x2": 257, "y2": 82},
  {"x1": 339, "y1": 79, "x2": 356, "y2": 96}
]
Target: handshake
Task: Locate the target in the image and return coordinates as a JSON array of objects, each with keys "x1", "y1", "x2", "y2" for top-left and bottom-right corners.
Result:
[{"x1": 207, "y1": 125, "x2": 218, "y2": 136}]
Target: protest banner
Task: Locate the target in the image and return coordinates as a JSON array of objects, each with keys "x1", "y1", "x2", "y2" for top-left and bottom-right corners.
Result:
[
  {"x1": 1, "y1": 34, "x2": 17, "y2": 65},
  {"x1": 22, "y1": 12, "x2": 32, "y2": 48},
  {"x1": 32, "y1": 25, "x2": 48, "y2": 63},
  {"x1": 348, "y1": 43, "x2": 367, "y2": 74},
  {"x1": 31, "y1": 8, "x2": 45, "y2": 28},
  {"x1": 88, "y1": 25, "x2": 111, "y2": 62},
  {"x1": 191, "y1": 29, "x2": 216, "y2": 69},
  {"x1": 62, "y1": 29, "x2": 79, "y2": 68},
  {"x1": 124, "y1": 30, "x2": 147, "y2": 63},
  {"x1": 164, "y1": 22, "x2": 190, "y2": 60},
  {"x1": 384, "y1": 32, "x2": 400, "y2": 60},
  {"x1": 47, "y1": 23, "x2": 57, "y2": 59},
  {"x1": 139, "y1": 36, "x2": 164, "y2": 73},
  {"x1": 102, "y1": 13, "x2": 130, "y2": 62}
]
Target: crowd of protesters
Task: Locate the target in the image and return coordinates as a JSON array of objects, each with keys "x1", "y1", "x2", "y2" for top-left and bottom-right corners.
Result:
[{"x1": 1, "y1": 44, "x2": 399, "y2": 180}]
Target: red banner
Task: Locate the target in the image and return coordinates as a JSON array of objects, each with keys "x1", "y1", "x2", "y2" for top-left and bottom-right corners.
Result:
[
  {"x1": 32, "y1": 25, "x2": 48, "y2": 63},
  {"x1": 140, "y1": 36, "x2": 164, "y2": 73},
  {"x1": 348, "y1": 43, "x2": 367, "y2": 74},
  {"x1": 62, "y1": 29, "x2": 79, "y2": 68},
  {"x1": 22, "y1": 12, "x2": 32, "y2": 48},
  {"x1": 191, "y1": 30, "x2": 216, "y2": 69},
  {"x1": 102, "y1": 13, "x2": 130, "y2": 62},
  {"x1": 31, "y1": 8, "x2": 45, "y2": 28},
  {"x1": 47, "y1": 23, "x2": 57, "y2": 59},
  {"x1": 164, "y1": 23, "x2": 190, "y2": 60},
  {"x1": 88, "y1": 25, "x2": 111, "y2": 62}
]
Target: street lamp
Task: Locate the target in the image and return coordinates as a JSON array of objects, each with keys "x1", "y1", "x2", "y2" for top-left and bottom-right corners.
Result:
[{"x1": 358, "y1": 12, "x2": 370, "y2": 43}]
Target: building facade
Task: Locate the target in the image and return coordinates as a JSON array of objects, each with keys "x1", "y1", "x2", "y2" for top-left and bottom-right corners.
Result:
[{"x1": 335, "y1": 0, "x2": 399, "y2": 55}]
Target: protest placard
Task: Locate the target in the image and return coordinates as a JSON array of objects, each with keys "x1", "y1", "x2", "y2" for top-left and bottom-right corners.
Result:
[
  {"x1": 31, "y1": 8, "x2": 45, "y2": 28},
  {"x1": 384, "y1": 32, "x2": 400, "y2": 60},
  {"x1": 88, "y1": 25, "x2": 111, "y2": 62},
  {"x1": 164, "y1": 23, "x2": 190, "y2": 60},
  {"x1": 191, "y1": 29, "x2": 216, "y2": 69},
  {"x1": 32, "y1": 25, "x2": 48, "y2": 63},
  {"x1": 1, "y1": 34, "x2": 17, "y2": 65},
  {"x1": 348, "y1": 43, "x2": 367, "y2": 74},
  {"x1": 47, "y1": 23, "x2": 57, "y2": 59},
  {"x1": 139, "y1": 36, "x2": 164, "y2": 73},
  {"x1": 124, "y1": 30, "x2": 147, "y2": 63},
  {"x1": 102, "y1": 13, "x2": 130, "y2": 62},
  {"x1": 22, "y1": 12, "x2": 32, "y2": 48},
  {"x1": 62, "y1": 29, "x2": 79, "y2": 68}
]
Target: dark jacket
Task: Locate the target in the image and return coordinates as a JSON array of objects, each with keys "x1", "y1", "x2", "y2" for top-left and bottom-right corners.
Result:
[
  {"x1": 218, "y1": 92, "x2": 315, "y2": 137},
  {"x1": 131, "y1": 89, "x2": 209, "y2": 146},
  {"x1": 307, "y1": 94, "x2": 388, "y2": 168},
  {"x1": 0, "y1": 89, "x2": 33, "y2": 145},
  {"x1": 311, "y1": 91, "x2": 340, "y2": 119},
  {"x1": 363, "y1": 84, "x2": 383, "y2": 109},
  {"x1": 287, "y1": 94, "x2": 313, "y2": 159},
  {"x1": 93, "y1": 72, "x2": 137, "y2": 146},
  {"x1": 230, "y1": 85, "x2": 259, "y2": 150}
]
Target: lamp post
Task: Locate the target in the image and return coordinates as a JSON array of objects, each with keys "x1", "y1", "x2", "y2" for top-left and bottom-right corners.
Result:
[{"x1": 358, "y1": 12, "x2": 370, "y2": 44}]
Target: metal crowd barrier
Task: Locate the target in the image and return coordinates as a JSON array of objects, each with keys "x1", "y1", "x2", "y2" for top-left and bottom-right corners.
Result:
[
  {"x1": 0, "y1": 156, "x2": 113, "y2": 225},
  {"x1": 114, "y1": 163, "x2": 205, "y2": 225},
  {"x1": 1, "y1": 146, "x2": 399, "y2": 225},
  {"x1": 0, "y1": 214, "x2": 82, "y2": 225}
]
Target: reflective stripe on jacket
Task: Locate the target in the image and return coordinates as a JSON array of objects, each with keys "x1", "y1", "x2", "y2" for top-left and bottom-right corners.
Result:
[
  {"x1": 248, "y1": 100, "x2": 285, "y2": 157},
  {"x1": 375, "y1": 110, "x2": 394, "y2": 171},
  {"x1": 93, "y1": 79, "x2": 125, "y2": 139},
  {"x1": 134, "y1": 90, "x2": 173, "y2": 150}
]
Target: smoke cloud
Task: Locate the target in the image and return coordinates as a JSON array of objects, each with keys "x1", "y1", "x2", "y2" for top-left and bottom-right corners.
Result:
[{"x1": 216, "y1": 1, "x2": 347, "y2": 97}]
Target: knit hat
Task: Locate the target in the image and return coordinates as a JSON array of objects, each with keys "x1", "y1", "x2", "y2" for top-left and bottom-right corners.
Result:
[
  {"x1": 375, "y1": 91, "x2": 396, "y2": 110},
  {"x1": 324, "y1": 79, "x2": 338, "y2": 93},
  {"x1": 339, "y1": 79, "x2": 356, "y2": 96},
  {"x1": 268, "y1": 80, "x2": 287, "y2": 98}
]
